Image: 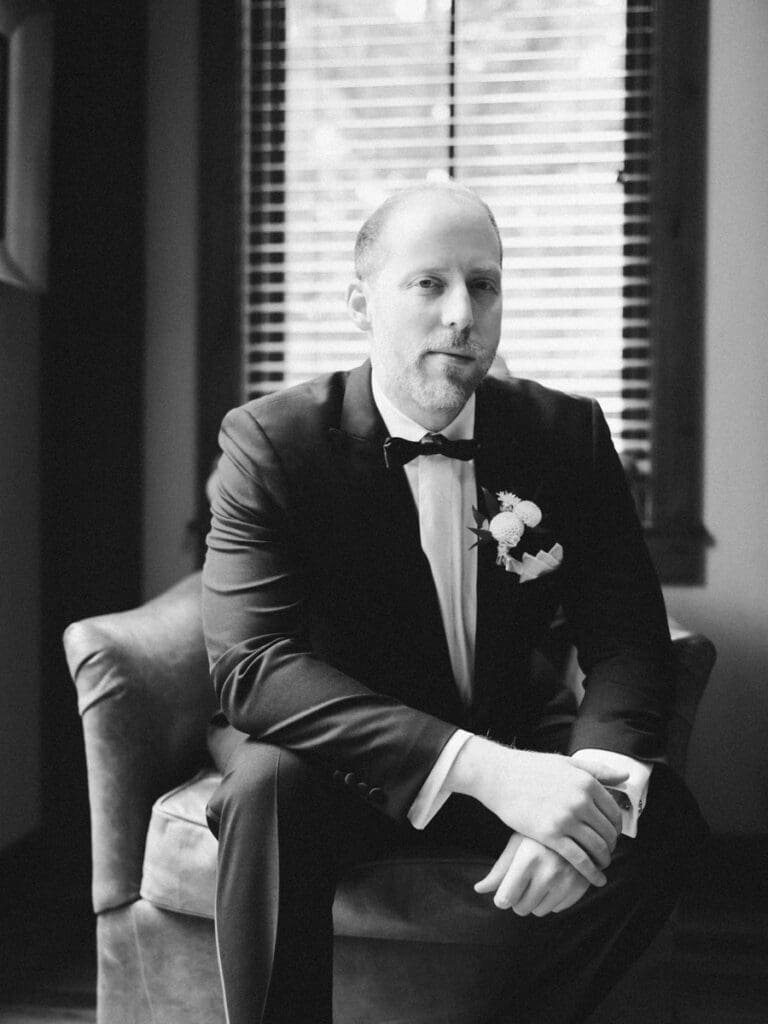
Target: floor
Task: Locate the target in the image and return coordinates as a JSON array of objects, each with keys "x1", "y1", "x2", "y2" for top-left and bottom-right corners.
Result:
[
  {"x1": 0, "y1": 893, "x2": 95, "y2": 1024},
  {"x1": 0, "y1": 842, "x2": 765, "y2": 1024}
]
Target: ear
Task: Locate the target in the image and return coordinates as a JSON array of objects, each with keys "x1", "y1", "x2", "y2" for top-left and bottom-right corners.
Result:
[{"x1": 346, "y1": 280, "x2": 373, "y2": 333}]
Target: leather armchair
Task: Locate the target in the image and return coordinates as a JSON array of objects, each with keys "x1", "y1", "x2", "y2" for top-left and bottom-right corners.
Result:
[{"x1": 64, "y1": 571, "x2": 715, "y2": 1024}]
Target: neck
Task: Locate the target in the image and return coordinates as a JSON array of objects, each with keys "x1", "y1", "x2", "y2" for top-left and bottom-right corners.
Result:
[{"x1": 409, "y1": 407, "x2": 465, "y2": 432}]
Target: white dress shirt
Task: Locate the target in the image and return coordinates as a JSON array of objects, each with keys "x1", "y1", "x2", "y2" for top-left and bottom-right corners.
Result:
[{"x1": 370, "y1": 373, "x2": 650, "y2": 838}]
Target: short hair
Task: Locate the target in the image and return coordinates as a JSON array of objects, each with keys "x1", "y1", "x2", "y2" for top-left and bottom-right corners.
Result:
[{"x1": 353, "y1": 181, "x2": 503, "y2": 281}]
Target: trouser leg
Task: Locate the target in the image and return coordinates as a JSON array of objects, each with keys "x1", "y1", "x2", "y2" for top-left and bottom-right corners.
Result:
[
  {"x1": 207, "y1": 739, "x2": 705, "y2": 1024},
  {"x1": 528, "y1": 762, "x2": 709, "y2": 1024},
  {"x1": 205, "y1": 739, "x2": 407, "y2": 1024},
  {"x1": 425, "y1": 763, "x2": 706, "y2": 1024}
]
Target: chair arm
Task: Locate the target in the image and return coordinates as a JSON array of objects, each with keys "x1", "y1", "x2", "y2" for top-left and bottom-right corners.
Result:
[
  {"x1": 667, "y1": 629, "x2": 716, "y2": 775},
  {"x1": 63, "y1": 572, "x2": 213, "y2": 914},
  {"x1": 558, "y1": 623, "x2": 715, "y2": 776}
]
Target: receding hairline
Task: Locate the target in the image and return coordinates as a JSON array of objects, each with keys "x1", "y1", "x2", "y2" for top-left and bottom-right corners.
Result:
[{"x1": 354, "y1": 182, "x2": 503, "y2": 281}]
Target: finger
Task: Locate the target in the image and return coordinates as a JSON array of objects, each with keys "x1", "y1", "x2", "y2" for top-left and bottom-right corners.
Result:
[
  {"x1": 493, "y1": 851, "x2": 534, "y2": 910},
  {"x1": 531, "y1": 863, "x2": 592, "y2": 917},
  {"x1": 527, "y1": 881, "x2": 568, "y2": 918},
  {"x1": 573, "y1": 826, "x2": 614, "y2": 870},
  {"x1": 496, "y1": 871, "x2": 531, "y2": 911},
  {"x1": 511, "y1": 871, "x2": 557, "y2": 916},
  {"x1": 569, "y1": 780, "x2": 623, "y2": 842},
  {"x1": 571, "y1": 814, "x2": 619, "y2": 867},
  {"x1": 590, "y1": 782, "x2": 625, "y2": 835},
  {"x1": 593, "y1": 803, "x2": 623, "y2": 851},
  {"x1": 553, "y1": 837, "x2": 607, "y2": 887},
  {"x1": 577, "y1": 762, "x2": 629, "y2": 788},
  {"x1": 550, "y1": 880, "x2": 590, "y2": 914},
  {"x1": 474, "y1": 834, "x2": 522, "y2": 893},
  {"x1": 474, "y1": 859, "x2": 509, "y2": 894},
  {"x1": 548, "y1": 810, "x2": 614, "y2": 871}
]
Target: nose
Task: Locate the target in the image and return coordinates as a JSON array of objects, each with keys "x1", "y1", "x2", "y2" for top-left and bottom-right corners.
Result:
[{"x1": 441, "y1": 282, "x2": 474, "y2": 332}]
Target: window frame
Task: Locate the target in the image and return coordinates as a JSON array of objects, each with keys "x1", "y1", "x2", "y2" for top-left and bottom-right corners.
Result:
[{"x1": 197, "y1": 0, "x2": 710, "y2": 583}]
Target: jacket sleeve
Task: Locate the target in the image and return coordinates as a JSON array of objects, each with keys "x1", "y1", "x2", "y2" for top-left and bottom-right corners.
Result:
[
  {"x1": 202, "y1": 405, "x2": 457, "y2": 820},
  {"x1": 564, "y1": 399, "x2": 674, "y2": 761}
]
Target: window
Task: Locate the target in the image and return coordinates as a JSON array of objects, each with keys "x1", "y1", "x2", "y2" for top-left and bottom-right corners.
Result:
[{"x1": 198, "y1": 0, "x2": 708, "y2": 582}]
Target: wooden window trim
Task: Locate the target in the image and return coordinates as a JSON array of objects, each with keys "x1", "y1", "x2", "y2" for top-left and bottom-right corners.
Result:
[{"x1": 646, "y1": 0, "x2": 710, "y2": 582}]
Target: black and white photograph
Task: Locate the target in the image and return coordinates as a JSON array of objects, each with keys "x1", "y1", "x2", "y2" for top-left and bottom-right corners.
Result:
[{"x1": 1, "y1": 2, "x2": 766, "y2": 1022}]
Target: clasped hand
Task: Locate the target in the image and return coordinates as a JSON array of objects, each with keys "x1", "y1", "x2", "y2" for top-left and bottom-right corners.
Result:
[
  {"x1": 475, "y1": 833, "x2": 590, "y2": 916},
  {"x1": 450, "y1": 740, "x2": 626, "y2": 907}
]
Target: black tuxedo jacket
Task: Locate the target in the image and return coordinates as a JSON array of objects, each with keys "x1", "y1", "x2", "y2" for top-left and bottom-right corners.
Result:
[{"x1": 202, "y1": 362, "x2": 673, "y2": 821}]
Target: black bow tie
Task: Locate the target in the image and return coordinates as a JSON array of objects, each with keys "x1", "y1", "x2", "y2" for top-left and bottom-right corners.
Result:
[{"x1": 383, "y1": 434, "x2": 479, "y2": 469}]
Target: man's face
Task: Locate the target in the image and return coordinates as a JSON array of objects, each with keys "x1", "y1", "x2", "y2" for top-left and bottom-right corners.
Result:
[{"x1": 349, "y1": 193, "x2": 503, "y2": 429}]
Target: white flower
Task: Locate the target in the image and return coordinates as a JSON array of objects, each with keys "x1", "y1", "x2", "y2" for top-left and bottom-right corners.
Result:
[
  {"x1": 513, "y1": 500, "x2": 542, "y2": 528},
  {"x1": 489, "y1": 510, "x2": 525, "y2": 548},
  {"x1": 496, "y1": 491, "x2": 521, "y2": 511}
]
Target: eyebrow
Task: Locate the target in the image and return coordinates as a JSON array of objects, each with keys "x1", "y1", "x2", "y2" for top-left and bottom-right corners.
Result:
[{"x1": 402, "y1": 264, "x2": 501, "y2": 279}]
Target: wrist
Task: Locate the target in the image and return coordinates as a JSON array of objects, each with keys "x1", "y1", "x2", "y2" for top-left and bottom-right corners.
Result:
[{"x1": 448, "y1": 735, "x2": 516, "y2": 804}]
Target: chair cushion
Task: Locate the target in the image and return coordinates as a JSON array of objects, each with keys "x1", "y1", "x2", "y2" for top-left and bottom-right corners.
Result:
[
  {"x1": 140, "y1": 771, "x2": 527, "y2": 946},
  {"x1": 140, "y1": 770, "x2": 220, "y2": 919}
]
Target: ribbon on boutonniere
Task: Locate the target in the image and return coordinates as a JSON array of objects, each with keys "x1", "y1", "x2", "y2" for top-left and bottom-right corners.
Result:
[{"x1": 469, "y1": 487, "x2": 563, "y2": 582}]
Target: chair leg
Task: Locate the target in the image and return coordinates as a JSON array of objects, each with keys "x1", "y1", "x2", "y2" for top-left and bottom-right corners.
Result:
[
  {"x1": 97, "y1": 901, "x2": 224, "y2": 1024},
  {"x1": 97, "y1": 906, "x2": 153, "y2": 1024}
]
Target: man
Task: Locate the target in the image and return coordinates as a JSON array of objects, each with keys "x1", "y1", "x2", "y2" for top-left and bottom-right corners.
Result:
[{"x1": 203, "y1": 182, "x2": 706, "y2": 1023}]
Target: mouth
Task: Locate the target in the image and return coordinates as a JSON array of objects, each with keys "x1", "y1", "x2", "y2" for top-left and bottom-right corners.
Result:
[{"x1": 427, "y1": 349, "x2": 475, "y2": 363}]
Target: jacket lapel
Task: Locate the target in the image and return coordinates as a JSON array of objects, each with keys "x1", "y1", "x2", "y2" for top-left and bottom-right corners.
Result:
[
  {"x1": 328, "y1": 363, "x2": 459, "y2": 714},
  {"x1": 472, "y1": 380, "x2": 553, "y2": 720},
  {"x1": 329, "y1": 360, "x2": 422, "y2": 563}
]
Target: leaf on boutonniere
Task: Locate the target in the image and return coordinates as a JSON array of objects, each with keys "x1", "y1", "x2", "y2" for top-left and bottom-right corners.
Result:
[
  {"x1": 480, "y1": 486, "x2": 500, "y2": 520},
  {"x1": 468, "y1": 523, "x2": 495, "y2": 549}
]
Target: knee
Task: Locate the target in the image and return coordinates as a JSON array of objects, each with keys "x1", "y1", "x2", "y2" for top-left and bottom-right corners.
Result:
[{"x1": 206, "y1": 741, "x2": 321, "y2": 832}]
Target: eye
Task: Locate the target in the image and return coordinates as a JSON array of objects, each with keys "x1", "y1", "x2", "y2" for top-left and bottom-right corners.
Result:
[
  {"x1": 413, "y1": 277, "x2": 441, "y2": 291},
  {"x1": 471, "y1": 278, "x2": 498, "y2": 294}
]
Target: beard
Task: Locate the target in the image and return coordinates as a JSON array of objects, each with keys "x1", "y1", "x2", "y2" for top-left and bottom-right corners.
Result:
[
  {"x1": 395, "y1": 334, "x2": 496, "y2": 413},
  {"x1": 398, "y1": 364, "x2": 477, "y2": 413}
]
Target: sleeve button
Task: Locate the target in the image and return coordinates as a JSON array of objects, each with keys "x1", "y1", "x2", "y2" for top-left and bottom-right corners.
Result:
[
  {"x1": 344, "y1": 772, "x2": 357, "y2": 787},
  {"x1": 368, "y1": 788, "x2": 386, "y2": 806},
  {"x1": 356, "y1": 781, "x2": 369, "y2": 795}
]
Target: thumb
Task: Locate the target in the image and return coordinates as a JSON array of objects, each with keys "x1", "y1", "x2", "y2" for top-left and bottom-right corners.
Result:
[
  {"x1": 474, "y1": 834, "x2": 522, "y2": 893},
  {"x1": 575, "y1": 762, "x2": 630, "y2": 787},
  {"x1": 570, "y1": 753, "x2": 630, "y2": 787}
]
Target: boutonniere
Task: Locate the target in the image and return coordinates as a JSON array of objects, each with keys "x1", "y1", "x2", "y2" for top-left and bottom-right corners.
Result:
[{"x1": 470, "y1": 488, "x2": 563, "y2": 582}]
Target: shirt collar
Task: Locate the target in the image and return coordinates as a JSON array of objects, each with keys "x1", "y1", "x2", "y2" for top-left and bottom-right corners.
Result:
[{"x1": 371, "y1": 370, "x2": 476, "y2": 443}]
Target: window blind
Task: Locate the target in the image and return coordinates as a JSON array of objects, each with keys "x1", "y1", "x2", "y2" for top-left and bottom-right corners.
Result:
[{"x1": 241, "y1": 0, "x2": 653, "y2": 478}]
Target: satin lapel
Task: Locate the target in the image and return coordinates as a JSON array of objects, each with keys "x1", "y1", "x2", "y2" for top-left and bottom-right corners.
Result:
[
  {"x1": 328, "y1": 362, "x2": 422, "y2": 564},
  {"x1": 327, "y1": 364, "x2": 457, "y2": 696},
  {"x1": 472, "y1": 383, "x2": 546, "y2": 705}
]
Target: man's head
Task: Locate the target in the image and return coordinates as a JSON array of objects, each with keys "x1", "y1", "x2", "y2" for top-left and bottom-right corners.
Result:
[{"x1": 347, "y1": 182, "x2": 503, "y2": 430}]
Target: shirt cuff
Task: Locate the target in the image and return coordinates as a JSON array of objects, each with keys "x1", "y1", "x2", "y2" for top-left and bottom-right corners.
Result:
[
  {"x1": 570, "y1": 749, "x2": 653, "y2": 838},
  {"x1": 407, "y1": 729, "x2": 473, "y2": 830}
]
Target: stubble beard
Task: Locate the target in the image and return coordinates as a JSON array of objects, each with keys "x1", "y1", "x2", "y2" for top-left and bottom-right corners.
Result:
[{"x1": 398, "y1": 349, "x2": 491, "y2": 415}]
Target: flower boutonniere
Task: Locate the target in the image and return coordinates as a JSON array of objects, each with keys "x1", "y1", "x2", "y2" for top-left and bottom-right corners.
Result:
[{"x1": 470, "y1": 488, "x2": 563, "y2": 582}]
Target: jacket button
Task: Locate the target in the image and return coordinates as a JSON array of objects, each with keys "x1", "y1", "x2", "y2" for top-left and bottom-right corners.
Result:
[
  {"x1": 344, "y1": 772, "x2": 357, "y2": 787},
  {"x1": 368, "y1": 788, "x2": 386, "y2": 806}
]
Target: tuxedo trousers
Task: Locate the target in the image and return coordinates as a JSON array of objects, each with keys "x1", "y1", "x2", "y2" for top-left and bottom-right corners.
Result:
[{"x1": 205, "y1": 739, "x2": 707, "y2": 1024}]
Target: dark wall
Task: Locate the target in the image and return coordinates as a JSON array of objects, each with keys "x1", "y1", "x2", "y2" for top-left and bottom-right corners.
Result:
[{"x1": 39, "y1": 1, "x2": 147, "y2": 887}]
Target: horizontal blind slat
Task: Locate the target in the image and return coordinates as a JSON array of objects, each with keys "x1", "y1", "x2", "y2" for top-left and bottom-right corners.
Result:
[{"x1": 242, "y1": 0, "x2": 655, "y2": 466}]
